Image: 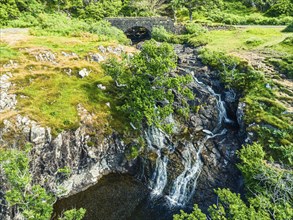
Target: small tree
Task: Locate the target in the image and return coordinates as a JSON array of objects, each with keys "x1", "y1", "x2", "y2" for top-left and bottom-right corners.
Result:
[
  {"x1": 104, "y1": 40, "x2": 193, "y2": 133},
  {"x1": 0, "y1": 145, "x2": 86, "y2": 220}
]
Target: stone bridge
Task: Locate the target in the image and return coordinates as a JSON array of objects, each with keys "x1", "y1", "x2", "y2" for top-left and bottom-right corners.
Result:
[{"x1": 105, "y1": 17, "x2": 175, "y2": 33}]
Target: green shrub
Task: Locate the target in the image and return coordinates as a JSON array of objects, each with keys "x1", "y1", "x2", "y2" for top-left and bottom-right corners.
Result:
[
  {"x1": 89, "y1": 20, "x2": 130, "y2": 44},
  {"x1": 103, "y1": 40, "x2": 193, "y2": 132},
  {"x1": 30, "y1": 13, "x2": 90, "y2": 36},
  {"x1": 265, "y1": 0, "x2": 293, "y2": 17},
  {"x1": 185, "y1": 23, "x2": 207, "y2": 35},
  {"x1": 206, "y1": 10, "x2": 293, "y2": 25},
  {"x1": 268, "y1": 56, "x2": 293, "y2": 79},
  {"x1": 27, "y1": 13, "x2": 129, "y2": 44},
  {"x1": 283, "y1": 22, "x2": 293, "y2": 32},
  {"x1": 152, "y1": 26, "x2": 172, "y2": 42},
  {"x1": 245, "y1": 37, "x2": 264, "y2": 47},
  {"x1": 188, "y1": 35, "x2": 209, "y2": 47},
  {"x1": 0, "y1": 145, "x2": 86, "y2": 220}
]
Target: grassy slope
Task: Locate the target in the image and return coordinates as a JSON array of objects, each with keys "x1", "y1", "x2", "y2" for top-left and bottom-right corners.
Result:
[
  {"x1": 199, "y1": 26, "x2": 293, "y2": 164},
  {"x1": 0, "y1": 31, "x2": 133, "y2": 135}
]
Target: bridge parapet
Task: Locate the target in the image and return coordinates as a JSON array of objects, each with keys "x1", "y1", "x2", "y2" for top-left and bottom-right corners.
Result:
[{"x1": 105, "y1": 17, "x2": 175, "y2": 33}]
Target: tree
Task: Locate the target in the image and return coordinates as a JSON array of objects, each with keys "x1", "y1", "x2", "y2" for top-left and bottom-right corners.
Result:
[
  {"x1": 129, "y1": 0, "x2": 169, "y2": 16},
  {"x1": 82, "y1": 0, "x2": 123, "y2": 21},
  {"x1": 103, "y1": 40, "x2": 193, "y2": 132},
  {"x1": 0, "y1": 145, "x2": 86, "y2": 220},
  {"x1": 181, "y1": 0, "x2": 223, "y2": 21},
  {"x1": 170, "y1": 0, "x2": 183, "y2": 22}
]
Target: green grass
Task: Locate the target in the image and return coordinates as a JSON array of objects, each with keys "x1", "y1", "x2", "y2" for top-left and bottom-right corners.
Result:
[
  {"x1": 21, "y1": 35, "x2": 115, "y2": 57},
  {"x1": 15, "y1": 69, "x2": 111, "y2": 134},
  {"x1": 0, "y1": 31, "x2": 133, "y2": 135},
  {"x1": 0, "y1": 42, "x2": 20, "y2": 64},
  {"x1": 203, "y1": 27, "x2": 290, "y2": 53}
]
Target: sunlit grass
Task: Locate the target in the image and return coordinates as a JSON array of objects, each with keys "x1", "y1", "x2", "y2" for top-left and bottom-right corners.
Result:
[
  {"x1": 204, "y1": 27, "x2": 291, "y2": 53},
  {"x1": 0, "y1": 42, "x2": 20, "y2": 64}
]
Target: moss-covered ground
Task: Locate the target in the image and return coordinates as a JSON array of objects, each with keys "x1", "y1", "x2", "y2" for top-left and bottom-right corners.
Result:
[{"x1": 0, "y1": 30, "x2": 135, "y2": 135}]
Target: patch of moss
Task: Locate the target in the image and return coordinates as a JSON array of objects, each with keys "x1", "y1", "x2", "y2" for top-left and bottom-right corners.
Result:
[{"x1": 0, "y1": 42, "x2": 20, "y2": 64}]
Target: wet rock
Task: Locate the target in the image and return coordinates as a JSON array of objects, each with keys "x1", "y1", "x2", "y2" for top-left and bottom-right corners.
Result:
[{"x1": 236, "y1": 102, "x2": 246, "y2": 134}]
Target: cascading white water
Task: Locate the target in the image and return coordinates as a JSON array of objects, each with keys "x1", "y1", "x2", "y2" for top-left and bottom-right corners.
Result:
[
  {"x1": 144, "y1": 74, "x2": 233, "y2": 207},
  {"x1": 166, "y1": 141, "x2": 204, "y2": 206},
  {"x1": 194, "y1": 75, "x2": 233, "y2": 132},
  {"x1": 145, "y1": 126, "x2": 170, "y2": 196}
]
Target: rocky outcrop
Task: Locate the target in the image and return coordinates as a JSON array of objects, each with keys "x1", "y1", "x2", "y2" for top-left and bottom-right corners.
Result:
[
  {"x1": 0, "y1": 44, "x2": 245, "y2": 219},
  {"x1": 0, "y1": 73, "x2": 17, "y2": 112},
  {"x1": 0, "y1": 106, "x2": 130, "y2": 199}
]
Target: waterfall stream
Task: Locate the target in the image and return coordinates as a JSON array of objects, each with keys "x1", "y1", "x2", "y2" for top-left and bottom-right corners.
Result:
[
  {"x1": 145, "y1": 127, "x2": 170, "y2": 196},
  {"x1": 146, "y1": 75, "x2": 233, "y2": 207}
]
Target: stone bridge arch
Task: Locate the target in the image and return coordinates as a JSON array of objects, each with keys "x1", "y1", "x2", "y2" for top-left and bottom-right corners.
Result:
[{"x1": 105, "y1": 17, "x2": 175, "y2": 41}]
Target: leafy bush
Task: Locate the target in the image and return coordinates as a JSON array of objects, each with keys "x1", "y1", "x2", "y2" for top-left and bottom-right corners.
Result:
[
  {"x1": 0, "y1": 145, "x2": 86, "y2": 220},
  {"x1": 268, "y1": 55, "x2": 293, "y2": 79},
  {"x1": 7, "y1": 13, "x2": 39, "y2": 27},
  {"x1": 245, "y1": 37, "x2": 264, "y2": 46},
  {"x1": 103, "y1": 40, "x2": 193, "y2": 132},
  {"x1": 89, "y1": 20, "x2": 130, "y2": 44},
  {"x1": 79, "y1": 0, "x2": 123, "y2": 21},
  {"x1": 206, "y1": 10, "x2": 293, "y2": 25},
  {"x1": 152, "y1": 26, "x2": 187, "y2": 44},
  {"x1": 185, "y1": 23, "x2": 207, "y2": 35},
  {"x1": 265, "y1": 0, "x2": 293, "y2": 17},
  {"x1": 151, "y1": 26, "x2": 173, "y2": 42},
  {"x1": 29, "y1": 13, "x2": 90, "y2": 36},
  {"x1": 27, "y1": 13, "x2": 129, "y2": 44},
  {"x1": 283, "y1": 21, "x2": 293, "y2": 32},
  {"x1": 187, "y1": 35, "x2": 209, "y2": 47}
]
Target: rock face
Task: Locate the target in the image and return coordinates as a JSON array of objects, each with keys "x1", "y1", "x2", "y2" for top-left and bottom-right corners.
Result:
[
  {"x1": 134, "y1": 45, "x2": 244, "y2": 212},
  {"x1": 0, "y1": 45, "x2": 245, "y2": 219},
  {"x1": 0, "y1": 73, "x2": 17, "y2": 112}
]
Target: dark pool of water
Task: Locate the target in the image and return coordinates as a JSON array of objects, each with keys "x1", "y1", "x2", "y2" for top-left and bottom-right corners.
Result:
[{"x1": 53, "y1": 174, "x2": 181, "y2": 220}]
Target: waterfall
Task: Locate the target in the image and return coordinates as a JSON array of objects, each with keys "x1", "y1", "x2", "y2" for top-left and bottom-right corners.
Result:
[
  {"x1": 166, "y1": 141, "x2": 203, "y2": 206},
  {"x1": 144, "y1": 74, "x2": 233, "y2": 207},
  {"x1": 194, "y1": 75, "x2": 233, "y2": 132},
  {"x1": 145, "y1": 126, "x2": 170, "y2": 196}
]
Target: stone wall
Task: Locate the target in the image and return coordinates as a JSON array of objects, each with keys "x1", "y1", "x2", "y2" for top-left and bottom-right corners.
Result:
[{"x1": 105, "y1": 17, "x2": 175, "y2": 33}]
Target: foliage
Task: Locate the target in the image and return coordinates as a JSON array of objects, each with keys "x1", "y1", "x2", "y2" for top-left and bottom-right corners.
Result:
[
  {"x1": 78, "y1": 0, "x2": 122, "y2": 21},
  {"x1": 22, "y1": 13, "x2": 129, "y2": 44},
  {"x1": 29, "y1": 13, "x2": 90, "y2": 36},
  {"x1": 89, "y1": 20, "x2": 130, "y2": 44},
  {"x1": 181, "y1": 0, "x2": 224, "y2": 21},
  {"x1": 0, "y1": 145, "x2": 86, "y2": 220},
  {"x1": 174, "y1": 186, "x2": 292, "y2": 220},
  {"x1": 265, "y1": 0, "x2": 293, "y2": 16},
  {"x1": 185, "y1": 23, "x2": 207, "y2": 35},
  {"x1": 245, "y1": 37, "x2": 264, "y2": 46},
  {"x1": 187, "y1": 35, "x2": 209, "y2": 47},
  {"x1": 103, "y1": 40, "x2": 193, "y2": 132},
  {"x1": 268, "y1": 55, "x2": 293, "y2": 79},
  {"x1": 205, "y1": 10, "x2": 293, "y2": 25},
  {"x1": 173, "y1": 204, "x2": 206, "y2": 220},
  {"x1": 128, "y1": 0, "x2": 168, "y2": 16},
  {"x1": 0, "y1": 145, "x2": 54, "y2": 220},
  {"x1": 59, "y1": 208, "x2": 86, "y2": 220},
  {"x1": 152, "y1": 26, "x2": 173, "y2": 42},
  {"x1": 283, "y1": 21, "x2": 293, "y2": 32}
]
